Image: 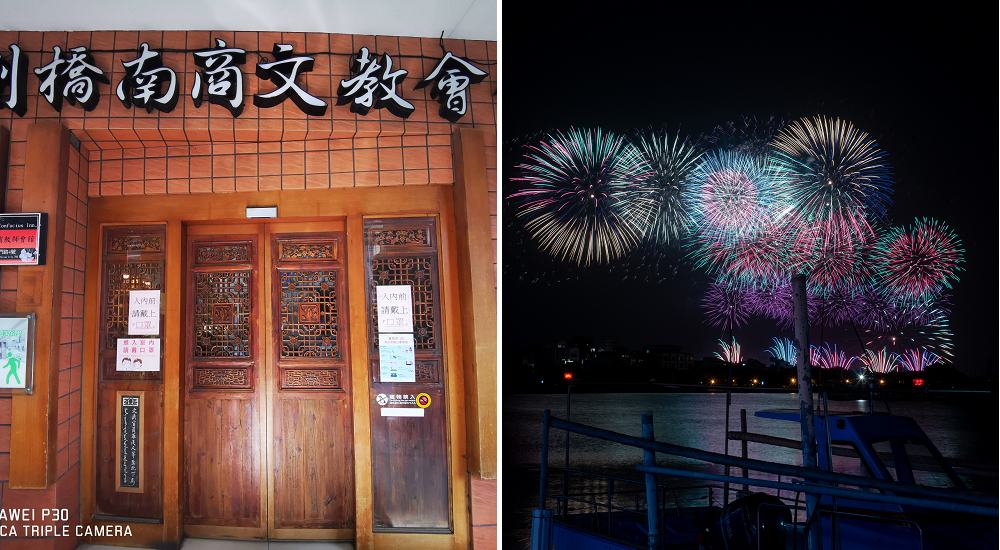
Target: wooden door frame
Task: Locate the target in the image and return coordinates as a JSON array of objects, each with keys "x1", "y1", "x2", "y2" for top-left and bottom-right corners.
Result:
[{"x1": 81, "y1": 186, "x2": 470, "y2": 549}]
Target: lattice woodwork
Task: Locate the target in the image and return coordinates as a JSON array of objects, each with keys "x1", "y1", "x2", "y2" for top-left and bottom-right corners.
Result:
[
  {"x1": 279, "y1": 242, "x2": 337, "y2": 261},
  {"x1": 109, "y1": 235, "x2": 163, "y2": 253},
  {"x1": 415, "y1": 360, "x2": 437, "y2": 382},
  {"x1": 371, "y1": 229, "x2": 429, "y2": 247},
  {"x1": 194, "y1": 271, "x2": 251, "y2": 357},
  {"x1": 194, "y1": 368, "x2": 250, "y2": 389},
  {"x1": 280, "y1": 368, "x2": 341, "y2": 389},
  {"x1": 104, "y1": 262, "x2": 164, "y2": 350},
  {"x1": 195, "y1": 244, "x2": 250, "y2": 264},
  {"x1": 280, "y1": 270, "x2": 339, "y2": 358},
  {"x1": 369, "y1": 257, "x2": 436, "y2": 351}
]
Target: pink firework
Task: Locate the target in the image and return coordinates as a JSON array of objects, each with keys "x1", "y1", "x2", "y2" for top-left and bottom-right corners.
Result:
[
  {"x1": 807, "y1": 237, "x2": 876, "y2": 295},
  {"x1": 898, "y1": 349, "x2": 940, "y2": 371},
  {"x1": 875, "y1": 218, "x2": 964, "y2": 303},
  {"x1": 714, "y1": 338, "x2": 742, "y2": 364},
  {"x1": 685, "y1": 150, "x2": 794, "y2": 285},
  {"x1": 859, "y1": 348, "x2": 898, "y2": 374},
  {"x1": 810, "y1": 343, "x2": 857, "y2": 369},
  {"x1": 692, "y1": 224, "x2": 804, "y2": 289}
]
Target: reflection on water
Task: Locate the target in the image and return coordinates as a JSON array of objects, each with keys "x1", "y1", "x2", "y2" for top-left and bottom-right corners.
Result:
[{"x1": 503, "y1": 392, "x2": 998, "y2": 549}]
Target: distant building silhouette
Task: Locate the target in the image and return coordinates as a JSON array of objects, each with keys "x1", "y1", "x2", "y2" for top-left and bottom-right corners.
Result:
[{"x1": 643, "y1": 345, "x2": 694, "y2": 371}]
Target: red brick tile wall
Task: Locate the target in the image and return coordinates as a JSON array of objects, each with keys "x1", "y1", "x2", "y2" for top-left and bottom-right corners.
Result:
[{"x1": 0, "y1": 143, "x2": 87, "y2": 550}]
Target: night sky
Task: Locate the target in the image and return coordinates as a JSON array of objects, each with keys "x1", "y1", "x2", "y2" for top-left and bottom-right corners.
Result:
[{"x1": 502, "y1": 6, "x2": 998, "y2": 374}]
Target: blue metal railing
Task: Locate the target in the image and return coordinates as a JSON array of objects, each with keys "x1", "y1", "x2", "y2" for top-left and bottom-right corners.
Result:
[{"x1": 531, "y1": 409, "x2": 998, "y2": 550}]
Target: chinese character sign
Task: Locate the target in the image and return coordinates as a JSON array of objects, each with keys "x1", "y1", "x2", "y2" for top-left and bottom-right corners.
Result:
[
  {"x1": 191, "y1": 39, "x2": 246, "y2": 117},
  {"x1": 128, "y1": 290, "x2": 160, "y2": 335},
  {"x1": 254, "y1": 43, "x2": 327, "y2": 116},
  {"x1": 0, "y1": 44, "x2": 27, "y2": 117},
  {"x1": 376, "y1": 285, "x2": 413, "y2": 333},
  {"x1": 378, "y1": 333, "x2": 415, "y2": 383},
  {"x1": 116, "y1": 42, "x2": 179, "y2": 113},
  {"x1": 415, "y1": 52, "x2": 487, "y2": 122},
  {"x1": 0, "y1": 213, "x2": 43, "y2": 266},
  {"x1": 337, "y1": 47, "x2": 415, "y2": 119},
  {"x1": 4, "y1": 39, "x2": 489, "y2": 121},
  {"x1": 116, "y1": 338, "x2": 160, "y2": 372},
  {"x1": 34, "y1": 46, "x2": 109, "y2": 112}
]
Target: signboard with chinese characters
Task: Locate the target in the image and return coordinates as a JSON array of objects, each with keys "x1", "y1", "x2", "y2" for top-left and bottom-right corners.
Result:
[
  {"x1": 378, "y1": 333, "x2": 415, "y2": 383},
  {"x1": 128, "y1": 290, "x2": 160, "y2": 335},
  {"x1": 116, "y1": 391, "x2": 144, "y2": 493},
  {"x1": 0, "y1": 213, "x2": 45, "y2": 266},
  {"x1": 0, "y1": 313, "x2": 34, "y2": 394},
  {"x1": 0, "y1": 41, "x2": 488, "y2": 121},
  {"x1": 116, "y1": 338, "x2": 160, "y2": 372},
  {"x1": 376, "y1": 285, "x2": 413, "y2": 333}
]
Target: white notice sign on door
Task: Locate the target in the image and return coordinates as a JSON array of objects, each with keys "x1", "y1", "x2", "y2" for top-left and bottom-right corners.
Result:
[
  {"x1": 378, "y1": 333, "x2": 415, "y2": 383},
  {"x1": 116, "y1": 338, "x2": 161, "y2": 372},
  {"x1": 128, "y1": 290, "x2": 160, "y2": 335},
  {"x1": 376, "y1": 285, "x2": 413, "y2": 333}
]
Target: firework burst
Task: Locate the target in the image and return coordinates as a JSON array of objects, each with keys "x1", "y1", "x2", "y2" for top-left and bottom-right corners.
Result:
[
  {"x1": 810, "y1": 343, "x2": 857, "y2": 370},
  {"x1": 747, "y1": 281, "x2": 819, "y2": 328},
  {"x1": 807, "y1": 238, "x2": 876, "y2": 296},
  {"x1": 715, "y1": 338, "x2": 742, "y2": 364},
  {"x1": 874, "y1": 218, "x2": 964, "y2": 303},
  {"x1": 701, "y1": 282, "x2": 751, "y2": 330},
  {"x1": 862, "y1": 306, "x2": 955, "y2": 360},
  {"x1": 685, "y1": 150, "x2": 797, "y2": 285},
  {"x1": 898, "y1": 349, "x2": 940, "y2": 371},
  {"x1": 685, "y1": 150, "x2": 790, "y2": 249},
  {"x1": 635, "y1": 127, "x2": 702, "y2": 247},
  {"x1": 704, "y1": 115, "x2": 787, "y2": 158},
  {"x1": 772, "y1": 115, "x2": 893, "y2": 250},
  {"x1": 859, "y1": 348, "x2": 898, "y2": 374},
  {"x1": 765, "y1": 337, "x2": 797, "y2": 364},
  {"x1": 508, "y1": 128, "x2": 657, "y2": 266},
  {"x1": 814, "y1": 286, "x2": 861, "y2": 327}
]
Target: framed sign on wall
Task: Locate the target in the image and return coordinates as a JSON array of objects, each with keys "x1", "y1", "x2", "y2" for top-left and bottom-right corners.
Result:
[
  {"x1": 0, "y1": 313, "x2": 35, "y2": 394},
  {"x1": 0, "y1": 213, "x2": 46, "y2": 266}
]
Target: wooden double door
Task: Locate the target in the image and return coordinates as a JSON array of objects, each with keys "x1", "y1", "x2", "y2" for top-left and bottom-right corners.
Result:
[{"x1": 183, "y1": 221, "x2": 355, "y2": 540}]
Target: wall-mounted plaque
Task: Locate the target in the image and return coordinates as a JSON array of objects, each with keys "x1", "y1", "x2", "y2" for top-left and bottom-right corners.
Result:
[
  {"x1": 0, "y1": 313, "x2": 34, "y2": 394},
  {"x1": 116, "y1": 391, "x2": 144, "y2": 493},
  {"x1": 0, "y1": 213, "x2": 45, "y2": 265}
]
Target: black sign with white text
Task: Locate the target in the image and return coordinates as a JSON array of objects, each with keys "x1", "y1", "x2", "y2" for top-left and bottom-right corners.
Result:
[{"x1": 119, "y1": 395, "x2": 140, "y2": 489}]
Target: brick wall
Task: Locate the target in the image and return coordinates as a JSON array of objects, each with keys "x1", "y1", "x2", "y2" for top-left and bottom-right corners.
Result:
[{"x1": 0, "y1": 143, "x2": 88, "y2": 549}]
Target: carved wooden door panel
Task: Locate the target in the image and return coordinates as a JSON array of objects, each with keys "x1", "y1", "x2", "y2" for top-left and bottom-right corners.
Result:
[
  {"x1": 183, "y1": 221, "x2": 353, "y2": 541},
  {"x1": 265, "y1": 222, "x2": 354, "y2": 540},
  {"x1": 184, "y1": 225, "x2": 264, "y2": 539}
]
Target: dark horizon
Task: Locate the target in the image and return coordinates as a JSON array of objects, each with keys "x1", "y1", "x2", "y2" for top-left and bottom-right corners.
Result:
[{"x1": 502, "y1": 5, "x2": 998, "y2": 376}]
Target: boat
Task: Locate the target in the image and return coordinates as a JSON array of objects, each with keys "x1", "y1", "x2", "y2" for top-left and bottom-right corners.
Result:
[{"x1": 530, "y1": 407, "x2": 998, "y2": 550}]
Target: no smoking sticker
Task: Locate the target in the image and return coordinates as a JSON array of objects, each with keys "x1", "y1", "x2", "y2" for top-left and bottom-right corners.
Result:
[{"x1": 416, "y1": 393, "x2": 431, "y2": 408}]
